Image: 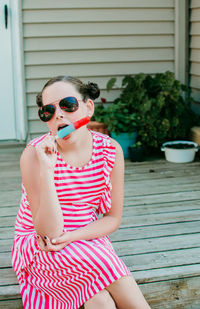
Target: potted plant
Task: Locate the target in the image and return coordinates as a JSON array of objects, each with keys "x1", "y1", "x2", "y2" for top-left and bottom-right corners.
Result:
[
  {"x1": 161, "y1": 140, "x2": 199, "y2": 163},
  {"x1": 129, "y1": 141, "x2": 144, "y2": 162},
  {"x1": 102, "y1": 78, "x2": 138, "y2": 158},
  {"x1": 106, "y1": 71, "x2": 200, "y2": 154}
]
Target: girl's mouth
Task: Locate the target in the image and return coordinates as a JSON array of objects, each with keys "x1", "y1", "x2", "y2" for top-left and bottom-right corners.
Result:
[{"x1": 57, "y1": 124, "x2": 69, "y2": 131}]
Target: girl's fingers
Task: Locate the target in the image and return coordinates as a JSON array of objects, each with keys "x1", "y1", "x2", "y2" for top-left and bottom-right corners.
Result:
[
  {"x1": 44, "y1": 235, "x2": 68, "y2": 252},
  {"x1": 36, "y1": 235, "x2": 68, "y2": 252},
  {"x1": 51, "y1": 232, "x2": 67, "y2": 244},
  {"x1": 43, "y1": 235, "x2": 51, "y2": 246},
  {"x1": 36, "y1": 235, "x2": 46, "y2": 251}
]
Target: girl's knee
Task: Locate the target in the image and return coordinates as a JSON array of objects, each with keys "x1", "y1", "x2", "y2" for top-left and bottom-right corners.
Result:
[{"x1": 85, "y1": 289, "x2": 116, "y2": 307}]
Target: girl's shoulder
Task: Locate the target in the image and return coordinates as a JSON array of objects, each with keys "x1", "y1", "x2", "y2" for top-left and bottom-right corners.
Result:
[
  {"x1": 91, "y1": 130, "x2": 122, "y2": 154},
  {"x1": 26, "y1": 132, "x2": 51, "y2": 148},
  {"x1": 91, "y1": 130, "x2": 117, "y2": 169},
  {"x1": 91, "y1": 130, "x2": 114, "y2": 148},
  {"x1": 20, "y1": 132, "x2": 50, "y2": 168}
]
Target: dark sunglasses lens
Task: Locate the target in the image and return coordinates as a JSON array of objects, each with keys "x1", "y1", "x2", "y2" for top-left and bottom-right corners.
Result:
[
  {"x1": 59, "y1": 97, "x2": 79, "y2": 112},
  {"x1": 38, "y1": 105, "x2": 55, "y2": 122}
]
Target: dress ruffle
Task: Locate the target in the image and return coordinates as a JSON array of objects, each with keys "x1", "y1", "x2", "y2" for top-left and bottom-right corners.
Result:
[
  {"x1": 98, "y1": 136, "x2": 116, "y2": 214},
  {"x1": 12, "y1": 233, "x2": 40, "y2": 272}
]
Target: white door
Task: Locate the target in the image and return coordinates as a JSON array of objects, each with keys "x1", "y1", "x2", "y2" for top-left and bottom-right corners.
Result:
[{"x1": 0, "y1": 0, "x2": 16, "y2": 140}]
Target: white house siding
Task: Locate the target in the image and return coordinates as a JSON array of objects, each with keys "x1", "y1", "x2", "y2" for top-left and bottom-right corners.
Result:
[
  {"x1": 22, "y1": 0, "x2": 175, "y2": 139},
  {"x1": 190, "y1": 0, "x2": 200, "y2": 112}
]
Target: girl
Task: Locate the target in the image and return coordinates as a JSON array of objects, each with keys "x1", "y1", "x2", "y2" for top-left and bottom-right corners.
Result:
[{"x1": 12, "y1": 76, "x2": 151, "y2": 309}]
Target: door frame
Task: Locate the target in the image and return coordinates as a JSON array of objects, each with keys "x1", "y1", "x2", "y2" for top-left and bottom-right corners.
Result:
[{"x1": 9, "y1": 0, "x2": 27, "y2": 141}]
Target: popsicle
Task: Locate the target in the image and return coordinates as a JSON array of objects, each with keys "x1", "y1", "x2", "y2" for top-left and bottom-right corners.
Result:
[{"x1": 55, "y1": 116, "x2": 90, "y2": 139}]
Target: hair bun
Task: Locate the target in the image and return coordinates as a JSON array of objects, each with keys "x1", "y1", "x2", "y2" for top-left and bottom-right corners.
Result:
[
  {"x1": 36, "y1": 92, "x2": 42, "y2": 107},
  {"x1": 85, "y1": 82, "x2": 100, "y2": 100}
]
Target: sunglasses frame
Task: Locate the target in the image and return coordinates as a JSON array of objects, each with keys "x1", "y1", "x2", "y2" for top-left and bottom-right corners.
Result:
[{"x1": 38, "y1": 96, "x2": 81, "y2": 122}]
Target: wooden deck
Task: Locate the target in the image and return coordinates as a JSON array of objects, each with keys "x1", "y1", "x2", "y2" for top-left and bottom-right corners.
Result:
[{"x1": 0, "y1": 146, "x2": 200, "y2": 308}]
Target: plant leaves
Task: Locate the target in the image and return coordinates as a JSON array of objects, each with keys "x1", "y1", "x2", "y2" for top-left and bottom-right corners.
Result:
[{"x1": 106, "y1": 78, "x2": 117, "y2": 91}]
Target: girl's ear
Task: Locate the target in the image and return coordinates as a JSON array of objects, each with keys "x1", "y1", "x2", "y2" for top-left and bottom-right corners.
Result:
[{"x1": 86, "y1": 99, "x2": 94, "y2": 118}]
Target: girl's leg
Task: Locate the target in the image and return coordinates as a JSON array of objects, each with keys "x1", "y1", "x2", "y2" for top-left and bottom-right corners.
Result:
[
  {"x1": 84, "y1": 289, "x2": 117, "y2": 309},
  {"x1": 105, "y1": 275, "x2": 151, "y2": 309}
]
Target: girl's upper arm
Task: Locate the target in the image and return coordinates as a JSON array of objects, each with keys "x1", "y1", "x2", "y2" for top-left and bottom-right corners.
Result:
[
  {"x1": 105, "y1": 138, "x2": 124, "y2": 223},
  {"x1": 20, "y1": 145, "x2": 40, "y2": 220}
]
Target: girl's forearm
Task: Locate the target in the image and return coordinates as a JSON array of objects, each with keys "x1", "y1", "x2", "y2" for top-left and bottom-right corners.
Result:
[
  {"x1": 34, "y1": 168, "x2": 64, "y2": 238},
  {"x1": 70, "y1": 215, "x2": 120, "y2": 242}
]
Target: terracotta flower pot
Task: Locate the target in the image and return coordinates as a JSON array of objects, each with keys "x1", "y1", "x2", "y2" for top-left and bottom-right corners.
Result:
[{"x1": 87, "y1": 121, "x2": 108, "y2": 135}]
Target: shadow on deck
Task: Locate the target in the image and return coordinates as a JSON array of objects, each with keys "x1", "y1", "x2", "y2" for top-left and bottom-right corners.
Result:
[{"x1": 0, "y1": 146, "x2": 200, "y2": 308}]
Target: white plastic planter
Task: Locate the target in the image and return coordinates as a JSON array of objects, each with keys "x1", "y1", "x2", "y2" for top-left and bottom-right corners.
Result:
[{"x1": 161, "y1": 141, "x2": 199, "y2": 163}]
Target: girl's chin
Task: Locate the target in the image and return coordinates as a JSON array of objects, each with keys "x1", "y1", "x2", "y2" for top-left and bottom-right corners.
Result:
[{"x1": 63, "y1": 135, "x2": 70, "y2": 140}]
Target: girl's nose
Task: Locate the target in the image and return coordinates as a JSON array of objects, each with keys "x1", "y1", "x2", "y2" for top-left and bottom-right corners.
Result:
[{"x1": 55, "y1": 105, "x2": 65, "y2": 119}]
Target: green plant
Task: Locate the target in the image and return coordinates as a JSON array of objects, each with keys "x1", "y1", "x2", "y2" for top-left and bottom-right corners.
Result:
[
  {"x1": 129, "y1": 141, "x2": 142, "y2": 148},
  {"x1": 92, "y1": 95, "x2": 137, "y2": 134},
  {"x1": 103, "y1": 100, "x2": 137, "y2": 134},
  {"x1": 100, "y1": 78, "x2": 138, "y2": 134},
  {"x1": 91, "y1": 103, "x2": 105, "y2": 123},
  {"x1": 107, "y1": 71, "x2": 200, "y2": 149}
]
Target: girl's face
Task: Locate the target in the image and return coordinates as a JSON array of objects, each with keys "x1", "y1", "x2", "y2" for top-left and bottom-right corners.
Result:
[{"x1": 42, "y1": 81, "x2": 94, "y2": 137}]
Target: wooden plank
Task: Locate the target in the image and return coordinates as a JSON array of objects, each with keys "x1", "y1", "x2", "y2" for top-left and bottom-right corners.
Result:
[
  {"x1": 139, "y1": 276, "x2": 200, "y2": 308},
  {"x1": 0, "y1": 180, "x2": 21, "y2": 191},
  {"x1": 122, "y1": 207, "x2": 197, "y2": 226},
  {"x1": 0, "y1": 285, "x2": 20, "y2": 300},
  {"x1": 0, "y1": 299, "x2": 22, "y2": 309},
  {"x1": 132, "y1": 264, "x2": 200, "y2": 283},
  {"x1": 118, "y1": 247, "x2": 200, "y2": 271},
  {"x1": 112, "y1": 233, "x2": 200, "y2": 257},
  {"x1": 112, "y1": 221, "x2": 200, "y2": 241},
  {"x1": 125, "y1": 182, "x2": 200, "y2": 196},
  {"x1": 124, "y1": 190, "x2": 200, "y2": 205},
  {"x1": 0, "y1": 217, "x2": 16, "y2": 228},
  {"x1": 0, "y1": 269, "x2": 18, "y2": 285},
  {"x1": 0, "y1": 191, "x2": 22, "y2": 207},
  {"x1": 0, "y1": 227, "x2": 15, "y2": 239},
  {"x1": 0, "y1": 207, "x2": 19, "y2": 217},
  {"x1": 123, "y1": 199, "x2": 200, "y2": 213}
]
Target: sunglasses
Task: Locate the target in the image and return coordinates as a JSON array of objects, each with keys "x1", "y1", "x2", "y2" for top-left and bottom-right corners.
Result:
[{"x1": 38, "y1": 97, "x2": 80, "y2": 122}]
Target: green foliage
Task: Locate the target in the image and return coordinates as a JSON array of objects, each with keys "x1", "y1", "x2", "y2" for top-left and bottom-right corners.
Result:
[
  {"x1": 106, "y1": 71, "x2": 200, "y2": 149},
  {"x1": 91, "y1": 104, "x2": 105, "y2": 123},
  {"x1": 91, "y1": 71, "x2": 200, "y2": 148},
  {"x1": 106, "y1": 78, "x2": 117, "y2": 91},
  {"x1": 130, "y1": 141, "x2": 142, "y2": 148},
  {"x1": 103, "y1": 100, "x2": 137, "y2": 134}
]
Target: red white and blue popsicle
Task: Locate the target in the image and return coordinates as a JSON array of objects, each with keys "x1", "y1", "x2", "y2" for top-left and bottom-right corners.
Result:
[{"x1": 55, "y1": 116, "x2": 90, "y2": 139}]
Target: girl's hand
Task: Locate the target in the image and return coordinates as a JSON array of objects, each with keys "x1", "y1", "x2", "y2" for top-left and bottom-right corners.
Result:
[
  {"x1": 35, "y1": 135, "x2": 57, "y2": 170},
  {"x1": 36, "y1": 232, "x2": 72, "y2": 252}
]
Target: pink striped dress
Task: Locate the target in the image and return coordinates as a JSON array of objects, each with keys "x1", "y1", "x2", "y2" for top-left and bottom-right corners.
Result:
[{"x1": 11, "y1": 130, "x2": 131, "y2": 309}]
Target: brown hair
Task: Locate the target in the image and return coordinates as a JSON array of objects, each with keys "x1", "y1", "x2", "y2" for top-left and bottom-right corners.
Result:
[{"x1": 36, "y1": 75, "x2": 100, "y2": 107}]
